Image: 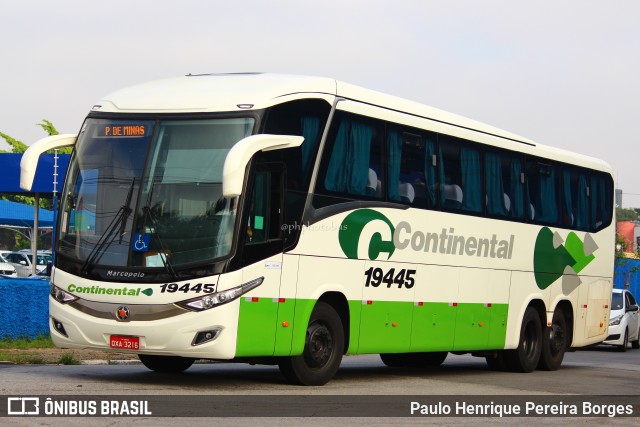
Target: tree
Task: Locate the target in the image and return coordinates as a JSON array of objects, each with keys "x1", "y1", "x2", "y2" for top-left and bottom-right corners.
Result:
[
  {"x1": 0, "y1": 131, "x2": 28, "y2": 153},
  {"x1": 616, "y1": 207, "x2": 638, "y2": 222},
  {"x1": 0, "y1": 119, "x2": 72, "y2": 154}
]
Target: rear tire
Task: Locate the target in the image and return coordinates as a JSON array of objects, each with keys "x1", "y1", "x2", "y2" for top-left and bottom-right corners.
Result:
[
  {"x1": 138, "y1": 355, "x2": 195, "y2": 373},
  {"x1": 380, "y1": 352, "x2": 447, "y2": 367},
  {"x1": 278, "y1": 302, "x2": 344, "y2": 386},
  {"x1": 505, "y1": 307, "x2": 542, "y2": 372},
  {"x1": 537, "y1": 309, "x2": 567, "y2": 371},
  {"x1": 485, "y1": 351, "x2": 509, "y2": 371}
]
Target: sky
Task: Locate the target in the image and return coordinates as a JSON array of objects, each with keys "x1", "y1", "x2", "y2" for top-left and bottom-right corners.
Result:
[{"x1": 2, "y1": 1, "x2": 639, "y2": 206}]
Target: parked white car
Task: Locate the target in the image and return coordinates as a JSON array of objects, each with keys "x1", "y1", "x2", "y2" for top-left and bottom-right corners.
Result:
[
  {"x1": 0, "y1": 255, "x2": 17, "y2": 277},
  {"x1": 603, "y1": 289, "x2": 640, "y2": 351},
  {"x1": 3, "y1": 251, "x2": 51, "y2": 278}
]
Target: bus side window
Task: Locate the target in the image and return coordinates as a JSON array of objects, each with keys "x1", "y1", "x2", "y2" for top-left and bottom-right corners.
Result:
[
  {"x1": 459, "y1": 144, "x2": 482, "y2": 213},
  {"x1": 245, "y1": 168, "x2": 283, "y2": 245},
  {"x1": 560, "y1": 168, "x2": 589, "y2": 230},
  {"x1": 527, "y1": 160, "x2": 559, "y2": 225},
  {"x1": 485, "y1": 152, "x2": 525, "y2": 219},
  {"x1": 440, "y1": 138, "x2": 459, "y2": 209},
  {"x1": 321, "y1": 113, "x2": 383, "y2": 200},
  {"x1": 590, "y1": 172, "x2": 613, "y2": 231},
  {"x1": 439, "y1": 136, "x2": 484, "y2": 213},
  {"x1": 485, "y1": 152, "x2": 509, "y2": 217},
  {"x1": 387, "y1": 131, "x2": 424, "y2": 206}
]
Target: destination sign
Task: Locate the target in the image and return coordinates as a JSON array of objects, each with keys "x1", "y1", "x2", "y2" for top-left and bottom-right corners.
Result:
[{"x1": 99, "y1": 124, "x2": 147, "y2": 137}]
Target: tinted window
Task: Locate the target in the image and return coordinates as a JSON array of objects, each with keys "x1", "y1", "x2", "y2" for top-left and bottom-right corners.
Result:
[
  {"x1": 315, "y1": 112, "x2": 384, "y2": 207},
  {"x1": 527, "y1": 160, "x2": 558, "y2": 224}
]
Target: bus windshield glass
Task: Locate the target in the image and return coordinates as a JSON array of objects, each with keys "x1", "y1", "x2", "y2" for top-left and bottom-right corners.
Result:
[{"x1": 57, "y1": 117, "x2": 255, "y2": 269}]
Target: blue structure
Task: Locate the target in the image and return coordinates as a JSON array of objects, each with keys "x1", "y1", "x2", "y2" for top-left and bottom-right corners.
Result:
[
  {"x1": 0, "y1": 153, "x2": 70, "y2": 194},
  {"x1": 614, "y1": 258, "x2": 640, "y2": 299},
  {"x1": 0, "y1": 153, "x2": 71, "y2": 338},
  {"x1": 0, "y1": 278, "x2": 49, "y2": 338},
  {"x1": 0, "y1": 199, "x2": 53, "y2": 227}
]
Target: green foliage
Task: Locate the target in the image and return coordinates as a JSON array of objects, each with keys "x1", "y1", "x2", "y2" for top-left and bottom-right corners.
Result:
[
  {"x1": 616, "y1": 207, "x2": 638, "y2": 222},
  {"x1": 58, "y1": 353, "x2": 80, "y2": 365},
  {"x1": 0, "y1": 119, "x2": 72, "y2": 154},
  {"x1": 0, "y1": 131, "x2": 28, "y2": 153},
  {"x1": 0, "y1": 335, "x2": 54, "y2": 349},
  {"x1": 37, "y1": 119, "x2": 58, "y2": 136},
  {"x1": 38, "y1": 119, "x2": 73, "y2": 154}
]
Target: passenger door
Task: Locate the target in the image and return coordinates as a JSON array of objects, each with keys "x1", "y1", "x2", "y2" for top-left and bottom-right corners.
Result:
[{"x1": 235, "y1": 164, "x2": 287, "y2": 357}]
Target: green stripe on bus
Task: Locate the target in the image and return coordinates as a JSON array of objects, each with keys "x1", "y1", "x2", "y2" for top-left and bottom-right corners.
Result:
[
  {"x1": 236, "y1": 297, "x2": 278, "y2": 356},
  {"x1": 236, "y1": 298, "x2": 508, "y2": 357}
]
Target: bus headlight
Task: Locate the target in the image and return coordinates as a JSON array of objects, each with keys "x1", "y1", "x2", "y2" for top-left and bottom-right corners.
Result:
[
  {"x1": 176, "y1": 277, "x2": 264, "y2": 311},
  {"x1": 50, "y1": 283, "x2": 79, "y2": 304},
  {"x1": 609, "y1": 314, "x2": 623, "y2": 326}
]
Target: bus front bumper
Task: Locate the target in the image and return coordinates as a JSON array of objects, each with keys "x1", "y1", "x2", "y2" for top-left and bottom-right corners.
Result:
[{"x1": 48, "y1": 296, "x2": 241, "y2": 359}]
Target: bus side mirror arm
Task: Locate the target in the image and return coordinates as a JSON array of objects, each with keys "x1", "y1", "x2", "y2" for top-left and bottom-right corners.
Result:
[
  {"x1": 222, "y1": 134, "x2": 304, "y2": 197},
  {"x1": 20, "y1": 134, "x2": 77, "y2": 191}
]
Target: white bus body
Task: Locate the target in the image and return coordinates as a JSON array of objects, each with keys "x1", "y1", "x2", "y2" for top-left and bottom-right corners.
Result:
[{"x1": 22, "y1": 74, "x2": 615, "y2": 385}]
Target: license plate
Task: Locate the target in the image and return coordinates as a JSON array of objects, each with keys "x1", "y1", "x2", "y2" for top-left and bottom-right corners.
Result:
[{"x1": 109, "y1": 335, "x2": 140, "y2": 350}]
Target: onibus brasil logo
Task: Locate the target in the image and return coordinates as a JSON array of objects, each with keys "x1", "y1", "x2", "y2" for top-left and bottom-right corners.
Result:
[{"x1": 338, "y1": 209, "x2": 597, "y2": 290}]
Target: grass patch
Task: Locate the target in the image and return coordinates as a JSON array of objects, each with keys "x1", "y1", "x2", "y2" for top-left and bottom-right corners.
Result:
[
  {"x1": 58, "y1": 353, "x2": 80, "y2": 365},
  {"x1": 0, "y1": 335, "x2": 54, "y2": 349},
  {"x1": 0, "y1": 351, "x2": 46, "y2": 364},
  {"x1": 24, "y1": 355, "x2": 46, "y2": 364}
]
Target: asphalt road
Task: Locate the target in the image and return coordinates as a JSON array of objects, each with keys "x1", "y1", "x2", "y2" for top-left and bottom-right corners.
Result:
[{"x1": 1, "y1": 345, "x2": 638, "y2": 426}]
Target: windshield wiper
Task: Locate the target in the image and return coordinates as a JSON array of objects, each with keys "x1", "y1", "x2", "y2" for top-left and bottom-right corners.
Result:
[{"x1": 81, "y1": 177, "x2": 136, "y2": 275}]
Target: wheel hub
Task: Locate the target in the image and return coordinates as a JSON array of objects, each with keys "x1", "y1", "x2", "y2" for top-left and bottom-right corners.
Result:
[
  {"x1": 549, "y1": 324, "x2": 564, "y2": 355},
  {"x1": 304, "y1": 323, "x2": 333, "y2": 368}
]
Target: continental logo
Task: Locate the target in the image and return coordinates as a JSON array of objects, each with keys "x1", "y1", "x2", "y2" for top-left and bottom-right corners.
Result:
[
  {"x1": 533, "y1": 227, "x2": 597, "y2": 290},
  {"x1": 338, "y1": 210, "x2": 396, "y2": 260},
  {"x1": 338, "y1": 209, "x2": 514, "y2": 261},
  {"x1": 68, "y1": 284, "x2": 154, "y2": 297}
]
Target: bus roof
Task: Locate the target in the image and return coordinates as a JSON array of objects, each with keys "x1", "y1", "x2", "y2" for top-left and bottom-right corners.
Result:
[
  {"x1": 96, "y1": 73, "x2": 527, "y2": 140},
  {"x1": 93, "y1": 73, "x2": 612, "y2": 173}
]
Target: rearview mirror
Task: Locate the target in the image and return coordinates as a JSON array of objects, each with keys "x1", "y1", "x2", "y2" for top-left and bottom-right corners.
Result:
[
  {"x1": 20, "y1": 134, "x2": 77, "y2": 191},
  {"x1": 222, "y1": 134, "x2": 303, "y2": 198}
]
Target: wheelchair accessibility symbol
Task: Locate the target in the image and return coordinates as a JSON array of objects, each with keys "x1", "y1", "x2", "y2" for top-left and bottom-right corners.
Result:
[{"x1": 133, "y1": 233, "x2": 151, "y2": 252}]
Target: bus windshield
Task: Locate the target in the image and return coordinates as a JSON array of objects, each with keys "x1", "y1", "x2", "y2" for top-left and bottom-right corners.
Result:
[{"x1": 58, "y1": 117, "x2": 255, "y2": 269}]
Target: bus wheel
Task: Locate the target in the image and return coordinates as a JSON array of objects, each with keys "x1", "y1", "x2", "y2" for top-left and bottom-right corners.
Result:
[
  {"x1": 538, "y1": 310, "x2": 567, "y2": 371},
  {"x1": 485, "y1": 351, "x2": 509, "y2": 371},
  {"x1": 618, "y1": 329, "x2": 628, "y2": 352},
  {"x1": 505, "y1": 307, "x2": 542, "y2": 372},
  {"x1": 380, "y1": 352, "x2": 447, "y2": 367},
  {"x1": 278, "y1": 302, "x2": 344, "y2": 386},
  {"x1": 138, "y1": 355, "x2": 195, "y2": 373}
]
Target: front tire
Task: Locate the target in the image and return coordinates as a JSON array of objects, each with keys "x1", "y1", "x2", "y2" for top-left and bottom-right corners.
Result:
[
  {"x1": 278, "y1": 302, "x2": 344, "y2": 386},
  {"x1": 138, "y1": 355, "x2": 195, "y2": 373},
  {"x1": 537, "y1": 309, "x2": 567, "y2": 371},
  {"x1": 618, "y1": 329, "x2": 628, "y2": 352},
  {"x1": 505, "y1": 307, "x2": 542, "y2": 372},
  {"x1": 631, "y1": 327, "x2": 640, "y2": 350}
]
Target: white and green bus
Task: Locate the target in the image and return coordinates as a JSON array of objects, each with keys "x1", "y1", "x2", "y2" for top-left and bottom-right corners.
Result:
[{"x1": 21, "y1": 73, "x2": 615, "y2": 385}]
